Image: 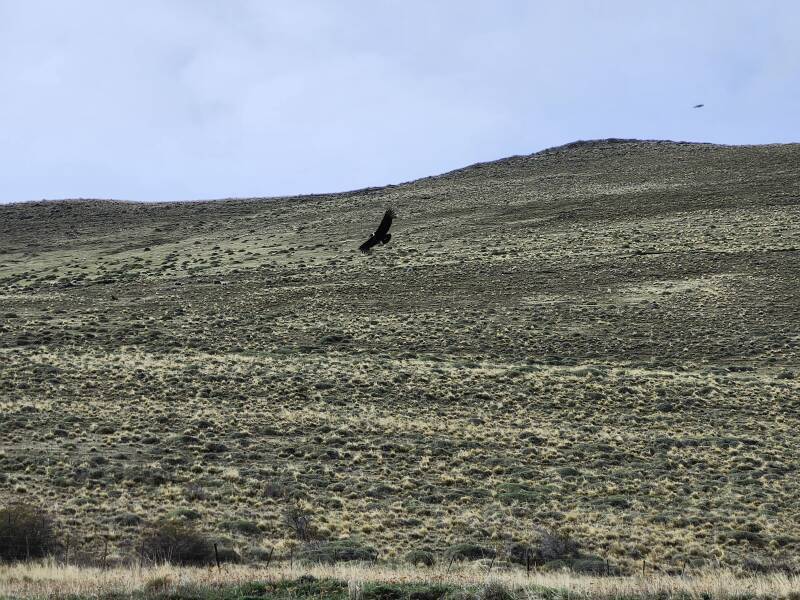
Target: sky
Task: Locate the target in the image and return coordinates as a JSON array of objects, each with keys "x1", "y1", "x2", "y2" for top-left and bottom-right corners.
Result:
[{"x1": 1, "y1": 1, "x2": 798, "y2": 203}]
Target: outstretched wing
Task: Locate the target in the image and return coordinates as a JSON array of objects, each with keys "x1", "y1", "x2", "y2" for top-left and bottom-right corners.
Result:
[
  {"x1": 374, "y1": 209, "x2": 395, "y2": 238},
  {"x1": 358, "y1": 209, "x2": 395, "y2": 253},
  {"x1": 359, "y1": 235, "x2": 379, "y2": 253}
]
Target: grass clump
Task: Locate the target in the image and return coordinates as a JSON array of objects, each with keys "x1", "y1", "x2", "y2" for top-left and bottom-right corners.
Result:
[
  {"x1": 405, "y1": 549, "x2": 436, "y2": 566},
  {"x1": 220, "y1": 518, "x2": 260, "y2": 536},
  {"x1": 298, "y1": 539, "x2": 377, "y2": 564}
]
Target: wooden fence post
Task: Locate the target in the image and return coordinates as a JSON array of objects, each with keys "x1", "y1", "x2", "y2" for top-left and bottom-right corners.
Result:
[{"x1": 214, "y1": 543, "x2": 220, "y2": 572}]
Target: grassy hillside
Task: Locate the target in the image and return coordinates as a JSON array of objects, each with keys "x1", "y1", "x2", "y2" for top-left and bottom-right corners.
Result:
[{"x1": 1, "y1": 139, "x2": 799, "y2": 573}]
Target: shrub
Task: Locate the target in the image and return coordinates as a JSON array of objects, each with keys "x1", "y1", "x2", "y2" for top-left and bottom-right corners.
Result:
[
  {"x1": 535, "y1": 527, "x2": 579, "y2": 561},
  {"x1": 143, "y1": 575, "x2": 173, "y2": 595},
  {"x1": 264, "y1": 481, "x2": 290, "y2": 499},
  {"x1": 248, "y1": 546, "x2": 276, "y2": 562},
  {"x1": 506, "y1": 541, "x2": 537, "y2": 565},
  {"x1": 0, "y1": 503, "x2": 59, "y2": 562},
  {"x1": 138, "y1": 520, "x2": 214, "y2": 565},
  {"x1": 183, "y1": 483, "x2": 207, "y2": 501},
  {"x1": 478, "y1": 582, "x2": 515, "y2": 600},
  {"x1": 567, "y1": 557, "x2": 608, "y2": 575},
  {"x1": 405, "y1": 549, "x2": 435, "y2": 566},
  {"x1": 113, "y1": 512, "x2": 143, "y2": 527},
  {"x1": 284, "y1": 503, "x2": 317, "y2": 541},
  {"x1": 220, "y1": 518, "x2": 260, "y2": 536},
  {"x1": 445, "y1": 543, "x2": 495, "y2": 562},
  {"x1": 168, "y1": 508, "x2": 201, "y2": 521},
  {"x1": 742, "y1": 556, "x2": 798, "y2": 575},
  {"x1": 215, "y1": 547, "x2": 241, "y2": 564}
]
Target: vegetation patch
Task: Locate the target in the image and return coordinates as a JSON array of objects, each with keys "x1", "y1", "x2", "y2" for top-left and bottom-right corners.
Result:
[{"x1": 0, "y1": 504, "x2": 59, "y2": 562}]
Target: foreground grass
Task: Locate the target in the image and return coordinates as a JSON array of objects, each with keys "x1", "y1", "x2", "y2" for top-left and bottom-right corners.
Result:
[{"x1": 2, "y1": 561, "x2": 800, "y2": 600}]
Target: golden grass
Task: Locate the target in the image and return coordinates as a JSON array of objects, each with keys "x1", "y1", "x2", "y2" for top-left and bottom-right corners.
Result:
[
  {"x1": 1, "y1": 140, "x2": 799, "y2": 576},
  {"x1": 1, "y1": 561, "x2": 800, "y2": 599}
]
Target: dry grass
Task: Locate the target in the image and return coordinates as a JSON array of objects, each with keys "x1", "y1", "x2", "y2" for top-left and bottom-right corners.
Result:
[
  {"x1": 1, "y1": 561, "x2": 800, "y2": 599},
  {"x1": 1, "y1": 140, "x2": 799, "y2": 579}
]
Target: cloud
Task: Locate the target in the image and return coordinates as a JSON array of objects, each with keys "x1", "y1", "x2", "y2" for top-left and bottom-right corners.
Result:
[{"x1": 0, "y1": 0, "x2": 798, "y2": 202}]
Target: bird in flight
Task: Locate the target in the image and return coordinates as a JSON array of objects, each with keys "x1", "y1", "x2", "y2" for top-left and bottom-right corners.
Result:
[
  {"x1": 359, "y1": 208, "x2": 396, "y2": 253},
  {"x1": 693, "y1": 104, "x2": 705, "y2": 108}
]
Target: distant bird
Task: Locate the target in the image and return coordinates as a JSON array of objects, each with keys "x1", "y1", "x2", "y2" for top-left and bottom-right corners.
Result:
[
  {"x1": 359, "y1": 208, "x2": 396, "y2": 253},
  {"x1": 693, "y1": 104, "x2": 704, "y2": 108}
]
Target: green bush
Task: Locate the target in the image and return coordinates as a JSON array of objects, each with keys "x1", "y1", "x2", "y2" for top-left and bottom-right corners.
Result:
[
  {"x1": 445, "y1": 543, "x2": 495, "y2": 562},
  {"x1": 506, "y1": 541, "x2": 538, "y2": 565},
  {"x1": 138, "y1": 520, "x2": 214, "y2": 565},
  {"x1": 0, "y1": 504, "x2": 59, "y2": 562}
]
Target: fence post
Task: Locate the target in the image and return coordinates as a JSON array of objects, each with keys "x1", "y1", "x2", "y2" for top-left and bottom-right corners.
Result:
[
  {"x1": 642, "y1": 559, "x2": 645, "y2": 577},
  {"x1": 265, "y1": 547, "x2": 274, "y2": 569},
  {"x1": 102, "y1": 539, "x2": 108, "y2": 571},
  {"x1": 214, "y1": 543, "x2": 221, "y2": 572},
  {"x1": 525, "y1": 550, "x2": 531, "y2": 577}
]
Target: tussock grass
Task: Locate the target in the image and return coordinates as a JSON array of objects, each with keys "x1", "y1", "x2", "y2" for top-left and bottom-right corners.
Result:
[
  {"x1": 1, "y1": 140, "x2": 800, "y2": 578},
  {"x1": 1, "y1": 561, "x2": 800, "y2": 599}
]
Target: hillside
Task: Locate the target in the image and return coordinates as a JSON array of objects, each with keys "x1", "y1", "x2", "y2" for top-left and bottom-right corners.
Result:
[{"x1": 1, "y1": 139, "x2": 799, "y2": 573}]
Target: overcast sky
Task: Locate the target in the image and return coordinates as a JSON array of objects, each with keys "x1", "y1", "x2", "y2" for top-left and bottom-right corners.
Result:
[{"x1": 1, "y1": 1, "x2": 798, "y2": 203}]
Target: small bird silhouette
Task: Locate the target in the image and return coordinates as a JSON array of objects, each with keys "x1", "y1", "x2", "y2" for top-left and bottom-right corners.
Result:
[{"x1": 693, "y1": 104, "x2": 704, "y2": 108}]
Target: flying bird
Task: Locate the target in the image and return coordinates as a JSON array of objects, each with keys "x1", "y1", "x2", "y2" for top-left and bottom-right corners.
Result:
[
  {"x1": 693, "y1": 104, "x2": 704, "y2": 108},
  {"x1": 359, "y1": 208, "x2": 396, "y2": 253}
]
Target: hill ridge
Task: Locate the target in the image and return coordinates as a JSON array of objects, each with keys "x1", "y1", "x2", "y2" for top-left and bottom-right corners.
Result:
[{"x1": 3, "y1": 138, "x2": 797, "y2": 207}]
